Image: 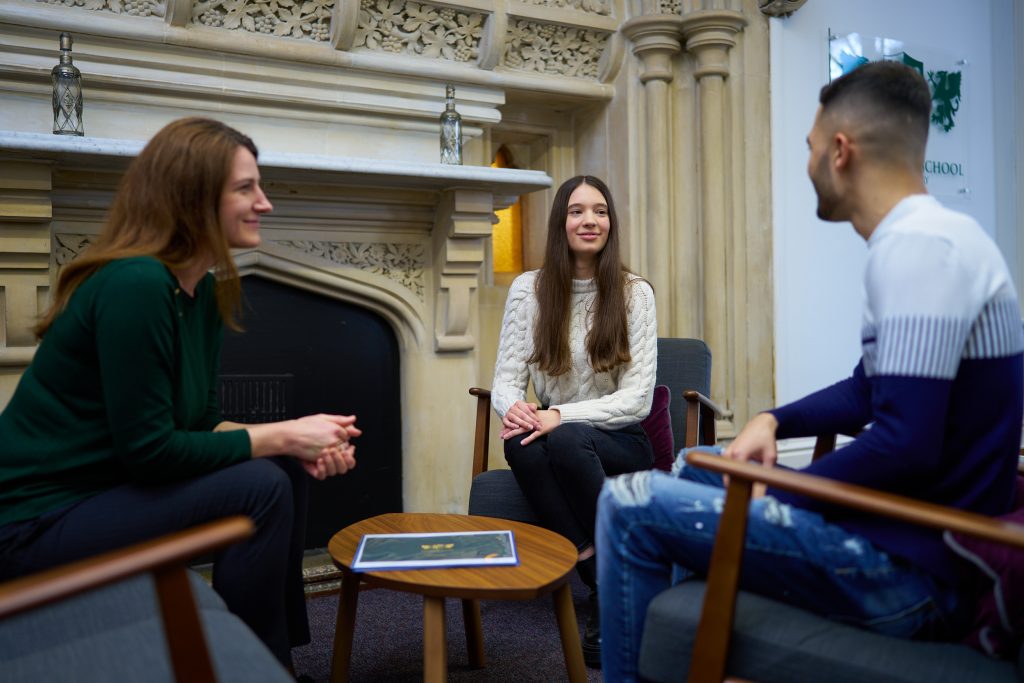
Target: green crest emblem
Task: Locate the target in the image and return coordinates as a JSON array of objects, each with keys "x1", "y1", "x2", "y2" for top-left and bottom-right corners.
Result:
[
  {"x1": 833, "y1": 45, "x2": 965, "y2": 135},
  {"x1": 927, "y1": 70, "x2": 962, "y2": 132}
]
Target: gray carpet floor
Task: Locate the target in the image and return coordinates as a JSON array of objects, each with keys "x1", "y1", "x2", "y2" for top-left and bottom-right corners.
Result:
[{"x1": 292, "y1": 573, "x2": 604, "y2": 682}]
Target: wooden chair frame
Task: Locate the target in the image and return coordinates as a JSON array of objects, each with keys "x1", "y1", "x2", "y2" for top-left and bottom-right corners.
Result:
[
  {"x1": 0, "y1": 516, "x2": 254, "y2": 683},
  {"x1": 683, "y1": 449, "x2": 1024, "y2": 683}
]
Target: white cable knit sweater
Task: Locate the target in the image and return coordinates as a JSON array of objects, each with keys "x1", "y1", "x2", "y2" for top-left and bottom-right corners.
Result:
[{"x1": 491, "y1": 270, "x2": 658, "y2": 429}]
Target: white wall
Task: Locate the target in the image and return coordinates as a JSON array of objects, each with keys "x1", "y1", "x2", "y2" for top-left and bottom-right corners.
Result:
[{"x1": 769, "y1": 0, "x2": 1019, "y2": 408}]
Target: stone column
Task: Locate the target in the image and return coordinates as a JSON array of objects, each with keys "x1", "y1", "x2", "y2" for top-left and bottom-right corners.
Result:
[
  {"x1": 681, "y1": 9, "x2": 746, "y2": 431},
  {"x1": 621, "y1": 14, "x2": 683, "y2": 337}
]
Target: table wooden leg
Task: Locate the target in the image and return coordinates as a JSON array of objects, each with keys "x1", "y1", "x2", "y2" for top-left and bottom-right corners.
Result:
[
  {"x1": 330, "y1": 569, "x2": 361, "y2": 683},
  {"x1": 553, "y1": 583, "x2": 587, "y2": 683},
  {"x1": 423, "y1": 596, "x2": 448, "y2": 683},
  {"x1": 461, "y1": 598, "x2": 486, "y2": 668}
]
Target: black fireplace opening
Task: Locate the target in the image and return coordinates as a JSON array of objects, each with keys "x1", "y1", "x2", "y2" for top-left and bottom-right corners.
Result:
[{"x1": 219, "y1": 275, "x2": 403, "y2": 549}]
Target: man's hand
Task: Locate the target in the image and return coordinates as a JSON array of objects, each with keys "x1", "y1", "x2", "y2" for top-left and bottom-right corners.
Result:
[{"x1": 722, "y1": 412, "x2": 779, "y2": 498}]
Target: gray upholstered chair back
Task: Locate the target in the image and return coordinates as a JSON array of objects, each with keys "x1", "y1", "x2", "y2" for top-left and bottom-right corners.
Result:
[{"x1": 655, "y1": 338, "x2": 711, "y2": 451}]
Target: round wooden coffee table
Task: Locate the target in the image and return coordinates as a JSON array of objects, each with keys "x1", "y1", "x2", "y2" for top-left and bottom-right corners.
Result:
[{"x1": 327, "y1": 512, "x2": 586, "y2": 683}]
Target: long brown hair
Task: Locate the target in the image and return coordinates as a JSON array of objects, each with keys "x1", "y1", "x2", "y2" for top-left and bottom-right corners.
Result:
[
  {"x1": 35, "y1": 117, "x2": 257, "y2": 338},
  {"x1": 530, "y1": 175, "x2": 633, "y2": 375}
]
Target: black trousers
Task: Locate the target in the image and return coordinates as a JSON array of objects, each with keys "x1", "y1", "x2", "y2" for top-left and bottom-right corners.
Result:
[
  {"x1": 0, "y1": 457, "x2": 309, "y2": 666},
  {"x1": 505, "y1": 422, "x2": 653, "y2": 551}
]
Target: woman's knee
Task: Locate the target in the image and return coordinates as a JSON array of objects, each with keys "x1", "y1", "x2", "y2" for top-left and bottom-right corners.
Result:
[
  {"x1": 503, "y1": 434, "x2": 548, "y2": 472},
  {"x1": 226, "y1": 459, "x2": 294, "y2": 519},
  {"x1": 546, "y1": 423, "x2": 599, "y2": 469},
  {"x1": 548, "y1": 422, "x2": 592, "y2": 448}
]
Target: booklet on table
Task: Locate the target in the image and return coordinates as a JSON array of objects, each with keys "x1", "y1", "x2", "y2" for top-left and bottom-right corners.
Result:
[{"x1": 351, "y1": 530, "x2": 518, "y2": 571}]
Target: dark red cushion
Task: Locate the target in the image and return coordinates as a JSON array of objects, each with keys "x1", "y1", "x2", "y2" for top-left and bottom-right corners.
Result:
[
  {"x1": 944, "y1": 476, "x2": 1024, "y2": 658},
  {"x1": 641, "y1": 385, "x2": 674, "y2": 471}
]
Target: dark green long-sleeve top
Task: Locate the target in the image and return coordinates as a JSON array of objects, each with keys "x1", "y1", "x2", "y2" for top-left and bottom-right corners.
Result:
[{"x1": 0, "y1": 256, "x2": 251, "y2": 527}]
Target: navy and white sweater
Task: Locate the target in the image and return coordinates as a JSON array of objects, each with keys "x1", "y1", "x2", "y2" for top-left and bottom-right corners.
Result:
[{"x1": 770, "y1": 194, "x2": 1024, "y2": 586}]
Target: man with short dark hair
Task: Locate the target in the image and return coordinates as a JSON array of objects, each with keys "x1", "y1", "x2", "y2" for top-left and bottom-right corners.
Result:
[{"x1": 596, "y1": 60, "x2": 1024, "y2": 681}]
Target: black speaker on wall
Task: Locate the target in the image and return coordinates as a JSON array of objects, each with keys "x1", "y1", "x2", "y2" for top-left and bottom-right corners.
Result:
[{"x1": 219, "y1": 275, "x2": 403, "y2": 548}]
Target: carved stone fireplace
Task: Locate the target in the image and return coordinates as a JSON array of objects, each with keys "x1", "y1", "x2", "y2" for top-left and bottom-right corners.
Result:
[
  {"x1": 0, "y1": 132, "x2": 551, "y2": 516},
  {"x1": 220, "y1": 275, "x2": 403, "y2": 547}
]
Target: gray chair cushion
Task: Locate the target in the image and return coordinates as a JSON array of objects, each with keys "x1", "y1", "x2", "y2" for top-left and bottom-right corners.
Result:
[
  {"x1": 2, "y1": 609, "x2": 291, "y2": 683},
  {"x1": 638, "y1": 581, "x2": 1019, "y2": 683},
  {"x1": 467, "y1": 469, "x2": 539, "y2": 524},
  {"x1": 0, "y1": 573, "x2": 291, "y2": 683},
  {"x1": 0, "y1": 572, "x2": 225, "y2": 648}
]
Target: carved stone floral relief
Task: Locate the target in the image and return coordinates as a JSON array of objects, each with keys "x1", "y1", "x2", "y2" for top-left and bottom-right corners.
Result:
[
  {"x1": 658, "y1": 0, "x2": 681, "y2": 14},
  {"x1": 519, "y1": 0, "x2": 611, "y2": 16},
  {"x1": 51, "y1": 235, "x2": 424, "y2": 300},
  {"x1": 502, "y1": 19, "x2": 609, "y2": 78},
  {"x1": 275, "y1": 240, "x2": 426, "y2": 300},
  {"x1": 192, "y1": 0, "x2": 334, "y2": 41},
  {"x1": 353, "y1": 0, "x2": 483, "y2": 62},
  {"x1": 53, "y1": 234, "x2": 92, "y2": 267},
  {"x1": 34, "y1": 0, "x2": 165, "y2": 18},
  {"x1": 29, "y1": 0, "x2": 613, "y2": 79}
]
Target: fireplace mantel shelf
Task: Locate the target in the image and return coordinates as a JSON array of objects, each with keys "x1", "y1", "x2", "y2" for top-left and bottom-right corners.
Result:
[
  {"x1": 0, "y1": 129, "x2": 552, "y2": 361},
  {"x1": 0, "y1": 131, "x2": 552, "y2": 197}
]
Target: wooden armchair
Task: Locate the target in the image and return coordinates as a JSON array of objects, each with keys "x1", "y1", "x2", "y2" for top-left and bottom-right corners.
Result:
[
  {"x1": 636, "y1": 447, "x2": 1024, "y2": 683},
  {"x1": 468, "y1": 337, "x2": 724, "y2": 522},
  {"x1": 0, "y1": 516, "x2": 292, "y2": 683}
]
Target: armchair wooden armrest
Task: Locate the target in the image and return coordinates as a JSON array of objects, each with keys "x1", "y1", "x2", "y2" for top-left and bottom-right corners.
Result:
[
  {"x1": 0, "y1": 516, "x2": 254, "y2": 683},
  {"x1": 683, "y1": 450, "x2": 1024, "y2": 683},
  {"x1": 682, "y1": 390, "x2": 725, "y2": 447},
  {"x1": 470, "y1": 387, "x2": 492, "y2": 477}
]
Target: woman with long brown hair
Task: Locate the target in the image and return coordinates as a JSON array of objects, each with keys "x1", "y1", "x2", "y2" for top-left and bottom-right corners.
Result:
[
  {"x1": 0, "y1": 118, "x2": 359, "y2": 671},
  {"x1": 491, "y1": 175, "x2": 657, "y2": 668}
]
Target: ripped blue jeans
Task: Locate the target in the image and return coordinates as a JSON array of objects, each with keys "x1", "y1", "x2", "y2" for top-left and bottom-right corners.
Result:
[{"x1": 595, "y1": 448, "x2": 958, "y2": 682}]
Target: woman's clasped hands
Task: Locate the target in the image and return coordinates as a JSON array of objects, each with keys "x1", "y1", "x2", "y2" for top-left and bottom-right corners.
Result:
[
  {"x1": 245, "y1": 413, "x2": 361, "y2": 481},
  {"x1": 500, "y1": 400, "x2": 561, "y2": 445},
  {"x1": 292, "y1": 413, "x2": 361, "y2": 480}
]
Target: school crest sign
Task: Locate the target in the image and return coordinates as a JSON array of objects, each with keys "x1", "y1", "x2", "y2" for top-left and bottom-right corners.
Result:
[
  {"x1": 828, "y1": 32, "x2": 969, "y2": 199},
  {"x1": 831, "y1": 46, "x2": 964, "y2": 134}
]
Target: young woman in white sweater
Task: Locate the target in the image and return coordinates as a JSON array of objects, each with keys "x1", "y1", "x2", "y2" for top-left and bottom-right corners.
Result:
[{"x1": 490, "y1": 175, "x2": 657, "y2": 667}]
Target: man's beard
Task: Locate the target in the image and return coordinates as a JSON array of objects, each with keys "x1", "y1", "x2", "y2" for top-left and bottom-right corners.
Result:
[{"x1": 812, "y1": 155, "x2": 841, "y2": 221}]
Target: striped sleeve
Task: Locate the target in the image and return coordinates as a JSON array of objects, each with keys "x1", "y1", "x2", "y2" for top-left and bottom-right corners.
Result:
[
  {"x1": 864, "y1": 231, "x2": 978, "y2": 379},
  {"x1": 964, "y1": 298, "x2": 1024, "y2": 359}
]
